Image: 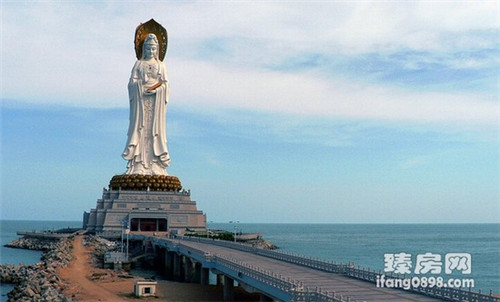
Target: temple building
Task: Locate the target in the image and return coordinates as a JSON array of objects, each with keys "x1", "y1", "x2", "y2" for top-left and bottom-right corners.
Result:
[{"x1": 83, "y1": 186, "x2": 206, "y2": 237}]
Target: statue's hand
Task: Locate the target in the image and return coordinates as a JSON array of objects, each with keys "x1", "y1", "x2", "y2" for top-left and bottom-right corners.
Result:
[{"x1": 144, "y1": 89, "x2": 156, "y2": 95}]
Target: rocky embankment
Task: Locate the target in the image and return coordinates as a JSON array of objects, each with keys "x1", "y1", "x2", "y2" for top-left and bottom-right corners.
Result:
[
  {"x1": 246, "y1": 238, "x2": 278, "y2": 250},
  {"x1": 5, "y1": 237, "x2": 59, "y2": 251},
  {"x1": 1, "y1": 237, "x2": 73, "y2": 302},
  {"x1": 83, "y1": 235, "x2": 118, "y2": 268}
]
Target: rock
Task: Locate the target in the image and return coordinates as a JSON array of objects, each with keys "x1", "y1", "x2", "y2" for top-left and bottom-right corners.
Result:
[
  {"x1": 4, "y1": 237, "x2": 58, "y2": 251},
  {"x1": 246, "y1": 238, "x2": 279, "y2": 250},
  {"x1": 2, "y1": 237, "x2": 74, "y2": 302},
  {"x1": 2, "y1": 235, "x2": 121, "y2": 301},
  {"x1": 25, "y1": 287, "x2": 35, "y2": 297}
]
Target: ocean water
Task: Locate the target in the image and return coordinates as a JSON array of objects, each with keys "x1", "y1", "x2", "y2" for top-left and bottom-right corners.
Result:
[
  {"x1": 210, "y1": 222, "x2": 500, "y2": 293},
  {"x1": 1, "y1": 221, "x2": 499, "y2": 298},
  {"x1": 0, "y1": 220, "x2": 82, "y2": 301}
]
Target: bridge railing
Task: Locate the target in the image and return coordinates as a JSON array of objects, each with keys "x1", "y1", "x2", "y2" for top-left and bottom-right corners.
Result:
[
  {"x1": 149, "y1": 236, "x2": 213, "y2": 263},
  {"x1": 182, "y1": 236, "x2": 346, "y2": 273},
  {"x1": 343, "y1": 266, "x2": 379, "y2": 282},
  {"x1": 289, "y1": 289, "x2": 350, "y2": 302},
  {"x1": 162, "y1": 237, "x2": 346, "y2": 302},
  {"x1": 215, "y1": 254, "x2": 294, "y2": 292},
  {"x1": 344, "y1": 266, "x2": 500, "y2": 302},
  {"x1": 213, "y1": 253, "x2": 346, "y2": 302},
  {"x1": 137, "y1": 235, "x2": 500, "y2": 302}
]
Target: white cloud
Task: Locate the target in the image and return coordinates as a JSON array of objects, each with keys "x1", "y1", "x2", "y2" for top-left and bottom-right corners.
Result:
[
  {"x1": 398, "y1": 154, "x2": 435, "y2": 170},
  {"x1": 167, "y1": 1, "x2": 497, "y2": 53},
  {"x1": 172, "y1": 58, "x2": 497, "y2": 125},
  {"x1": 2, "y1": 1, "x2": 498, "y2": 127}
]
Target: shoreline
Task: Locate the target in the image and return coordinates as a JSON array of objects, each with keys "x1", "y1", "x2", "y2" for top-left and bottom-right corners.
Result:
[
  {"x1": 3, "y1": 229, "x2": 498, "y2": 300},
  {"x1": 1, "y1": 237, "x2": 72, "y2": 301},
  {"x1": 1, "y1": 234, "x2": 274, "y2": 301}
]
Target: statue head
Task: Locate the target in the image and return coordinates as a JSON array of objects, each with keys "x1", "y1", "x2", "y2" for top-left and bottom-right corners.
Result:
[{"x1": 142, "y1": 33, "x2": 159, "y2": 60}]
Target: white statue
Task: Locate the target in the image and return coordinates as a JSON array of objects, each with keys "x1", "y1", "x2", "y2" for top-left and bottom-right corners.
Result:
[{"x1": 122, "y1": 33, "x2": 170, "y2": 175}]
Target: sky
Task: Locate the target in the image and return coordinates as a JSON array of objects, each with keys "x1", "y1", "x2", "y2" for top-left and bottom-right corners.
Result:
[{"x1": 1, "y1": 1, "x2": 498, "y2": 223}]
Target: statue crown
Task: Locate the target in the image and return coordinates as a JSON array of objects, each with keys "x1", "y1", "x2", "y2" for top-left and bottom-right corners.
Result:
[{"x1": 144, "y1": 33, "x2": 159, "y2": 45}]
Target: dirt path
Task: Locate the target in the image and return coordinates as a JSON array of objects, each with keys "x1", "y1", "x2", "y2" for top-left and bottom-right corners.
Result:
[
  {"x1": 58, "y1": 235, "x2": 259, "y2": 301},
  {"x1": 58, "y1": 235, "x2": 128, "y2": 301}
]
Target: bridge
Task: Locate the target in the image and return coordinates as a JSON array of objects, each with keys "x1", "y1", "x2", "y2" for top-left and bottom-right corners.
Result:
[{"x1": 128, "y1": 235, "x2": 499, "y2": 302}]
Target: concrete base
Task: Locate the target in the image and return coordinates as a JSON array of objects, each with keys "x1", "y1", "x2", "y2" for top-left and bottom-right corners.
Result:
[
  {"x1": 83, "y1": 188, "x2": 206, "y2": 236},
  {"x1": 134, "y1": 280, "x2": 157, "y2": 297}
]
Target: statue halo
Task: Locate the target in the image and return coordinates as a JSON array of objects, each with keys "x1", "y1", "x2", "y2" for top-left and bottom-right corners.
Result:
[{"x1": 134, "y1": 19, "x2": 168, "y2": 61}]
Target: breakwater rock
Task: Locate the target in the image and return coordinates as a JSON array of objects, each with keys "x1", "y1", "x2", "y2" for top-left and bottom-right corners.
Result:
[
  {"x1": 83, "y1": 235, "x2": 118, "y2": 268},
  {"x1": 4, "y1": 237, "x2": 58, "y2": 251},
  {"x1": 250, "y1": 239, "x2": 278, "y2": 250},
  {"x1": 1, "y1": 238, "x2": 73, "y2": 302}
]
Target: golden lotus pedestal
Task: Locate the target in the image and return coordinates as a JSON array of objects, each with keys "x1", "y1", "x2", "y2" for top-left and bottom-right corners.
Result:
[{"x1": 109, "y1": 174, "x2": 182, "y2": 192}]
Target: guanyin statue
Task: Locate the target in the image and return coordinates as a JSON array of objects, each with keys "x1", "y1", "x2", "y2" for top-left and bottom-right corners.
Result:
[{"x1": 122, "y1": 20, "x2": 170, "y2": 176}]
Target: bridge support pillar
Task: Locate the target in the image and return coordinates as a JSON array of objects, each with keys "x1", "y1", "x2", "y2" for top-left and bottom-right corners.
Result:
[
  {"x1": 165, "y1": 251, "x2": 174, "y2": 279},
  {"x1": 183, "y1": 257, "x2": 193, "y2": 282},
  {"x1": 216, "y1": 274, "x2": 224, "y2": 286},
  {"x1": 173, "y1": 253, "x2": 182, "y2": 281},
  {"x1": 200, "y1": 267, "x2": 209, "y2": 285},
  {"x1": 223, "y1": 275, "x2": 234, "y2": 301},
  {"x1": 192, "y1": 262, "x2": 201, "y2": 283}
]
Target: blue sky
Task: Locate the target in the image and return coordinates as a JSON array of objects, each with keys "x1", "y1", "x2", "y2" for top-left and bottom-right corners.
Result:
[{"x1": 1, "y1": 1, "x2": 498, "y2": 223}]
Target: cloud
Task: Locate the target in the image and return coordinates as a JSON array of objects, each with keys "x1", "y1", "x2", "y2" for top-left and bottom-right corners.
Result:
[
  {"x1": 2, "y1": 1, "x2": 498, "y2": 128},
  {"x1": 172, "y1": 58, "x2": 497, "y2": 125},
  {"x1": 398, "y1": 155, "x2": 435, "y2": 170}
]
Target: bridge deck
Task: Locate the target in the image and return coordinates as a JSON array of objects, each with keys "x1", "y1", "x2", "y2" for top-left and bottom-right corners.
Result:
[{"x1": 178, "y1": 239, "x2": 443, "y2": 302}]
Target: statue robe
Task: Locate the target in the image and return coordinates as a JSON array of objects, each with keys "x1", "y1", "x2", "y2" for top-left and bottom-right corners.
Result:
[{"x1": 122, "y1": 59, "x2": 170, "y2": 175}]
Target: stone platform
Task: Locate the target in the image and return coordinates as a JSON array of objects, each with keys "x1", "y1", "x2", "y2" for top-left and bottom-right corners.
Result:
[{"x1": 83, "y1": 186, "x2": 206, "y2": 237}]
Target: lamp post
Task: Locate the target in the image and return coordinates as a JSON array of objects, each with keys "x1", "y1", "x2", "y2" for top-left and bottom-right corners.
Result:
[
  {"x1": 121, "y1": 222, "x2": 124, "y2": 254},
  {"x1": 121, "y1": 218, "x2": 127, "y2": 254},
  {"x1": 206, "y1": 220, "x2": 210, "y2": 239},
  {"x1": 230, "y1": 221, "x2": 239, "y2": 243},
  {"x1": 125, "y1": 222, "x2": 130, "y2": 259}
]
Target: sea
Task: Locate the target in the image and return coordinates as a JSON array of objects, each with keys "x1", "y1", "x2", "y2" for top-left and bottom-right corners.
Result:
[{"x1": 1, "y1": 221, "x2": 499, "y2": 300}]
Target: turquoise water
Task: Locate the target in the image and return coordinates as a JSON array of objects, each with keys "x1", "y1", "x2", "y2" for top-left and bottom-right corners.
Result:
[
  {"x1": 1, "y1": 220, "x2": 82, "y2": 265},
  {"x1": 0, "y1": 220, "x2": 82, "y2": 301},
  {"x1": 210, "y1": 222, "x2": 500, "y2": 293},
  {"x1": 1, "y1": 221, "x2": 499, "y2": 297}
]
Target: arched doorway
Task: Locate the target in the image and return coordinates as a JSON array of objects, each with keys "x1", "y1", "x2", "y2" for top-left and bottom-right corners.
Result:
[{"x1": 130, "y1": 218, "x2": 167, "y2": 232}]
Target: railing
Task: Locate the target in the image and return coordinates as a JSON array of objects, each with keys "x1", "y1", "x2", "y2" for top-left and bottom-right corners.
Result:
[
  {"x1": 158, "y1": 238, "x2": 345, "y2": 301},
  {"x1": 289, "y1": 289, "x2": 350, "y2": 302},
  {"x1": 104, "y1": 251, "x2": 128, "y2": 263},
  {"x1": 95, "y1": 230, "x2": 122, "y2": 239},
  {"x1": 135, "y1": 235, "x2": 500, "y2": 302},
  {"x1": 182, "y1": 237, "x2": 500, "y2": 302},
  {"x1": 344, "y1": 266, "x2": 379, "y2": 282},
  {"x1": 206, "y1": 251, "x2": 345, "y2": 302},
  {"x1": 345, "y1": 266, "x2": 500, "y2": 302},
  {"x1": 182, "y1": 236, "x2": 346, "y2": 273},
  {"x1": 216, "y1": 255, "x2": 295, "y2": 292},
  {"x1": 176, "y1": 241, "x2": 211, "y2": 261}
]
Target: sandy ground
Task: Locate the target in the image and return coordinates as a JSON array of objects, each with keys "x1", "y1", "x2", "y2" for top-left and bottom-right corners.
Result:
[{"x1": 57, "y1": 236, "x2": 260, "y2": 301}]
